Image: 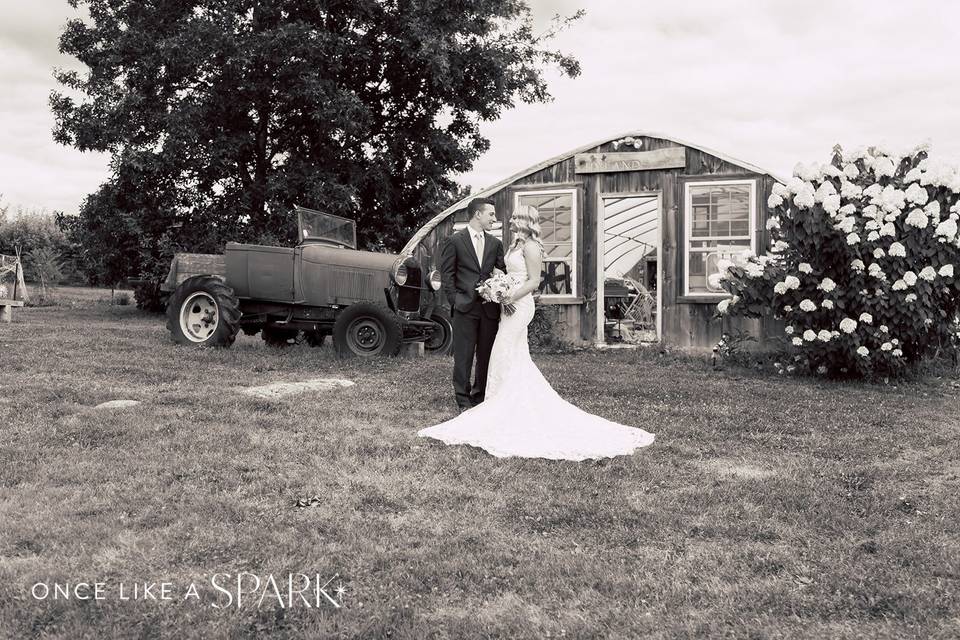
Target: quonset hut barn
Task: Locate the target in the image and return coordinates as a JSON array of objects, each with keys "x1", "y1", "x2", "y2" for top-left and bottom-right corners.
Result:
[{"x1": 402, "y1": 132, "x2": 786, "y2": 349}]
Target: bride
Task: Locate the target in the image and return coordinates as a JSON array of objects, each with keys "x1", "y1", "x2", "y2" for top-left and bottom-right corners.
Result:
[{"x1": 417, "y1": 205, "x2": 655, "y2": 461}]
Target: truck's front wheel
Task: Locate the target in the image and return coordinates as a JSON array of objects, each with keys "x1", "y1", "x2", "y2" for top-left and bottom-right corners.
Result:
[
  {"x1": 424, "y1": 308, "x2": 454, "y2": 355},
  {"x1": 332, "y1": 302, "x2": 402, "y2": 357},
  {"x1": 166, "y1": 276, "x2": 241, "y2": 347}
]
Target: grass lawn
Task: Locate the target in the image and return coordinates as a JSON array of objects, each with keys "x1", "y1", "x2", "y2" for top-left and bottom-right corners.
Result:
[{"x1": 1, "y1": 286, "x2": 959, "y2": 638}]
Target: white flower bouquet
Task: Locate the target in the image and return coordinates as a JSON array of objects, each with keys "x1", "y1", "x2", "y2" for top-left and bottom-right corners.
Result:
[{"x1": 476, "y1": 272, "x2": 525, "y2": 315}]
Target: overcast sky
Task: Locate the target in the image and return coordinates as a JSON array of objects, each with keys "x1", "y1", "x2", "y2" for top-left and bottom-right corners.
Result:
[{"x1": 3, "y1": 0, "x2": 960, "y2": 214}]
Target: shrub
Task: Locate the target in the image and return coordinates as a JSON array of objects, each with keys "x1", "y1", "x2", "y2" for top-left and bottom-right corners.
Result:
[{"x1": 716, "y1": 143, "x2": 960, "y2": 379}]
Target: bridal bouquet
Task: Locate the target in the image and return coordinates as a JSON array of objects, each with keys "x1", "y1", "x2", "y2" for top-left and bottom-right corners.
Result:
[{"x1": 477, "y1": 272, "x2": 524, "y2": 315}]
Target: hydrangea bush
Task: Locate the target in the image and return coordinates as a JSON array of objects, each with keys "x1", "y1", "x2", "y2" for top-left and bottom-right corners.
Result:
[{"x1": 716, "y1": 142, "x2": 960, "y2": 378}]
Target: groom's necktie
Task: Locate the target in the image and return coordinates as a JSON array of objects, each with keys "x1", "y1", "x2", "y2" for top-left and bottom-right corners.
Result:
[{"x1": 472, "y1": 230, "x2": 484, "y2": 264}]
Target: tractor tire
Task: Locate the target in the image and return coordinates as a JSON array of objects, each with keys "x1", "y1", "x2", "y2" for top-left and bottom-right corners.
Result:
[
  {"x1": 332, "y1": 302, "x2": 403, "y2": 358},
  {"x1": 262, "y1": 326, "x2": 300, "y2": 348},
  {"x1": 166, "y1": 275, "x2": 241, "y2": 347},
  {"x1": 424, "y1": 307, "x2": 454, "y2": 355}
]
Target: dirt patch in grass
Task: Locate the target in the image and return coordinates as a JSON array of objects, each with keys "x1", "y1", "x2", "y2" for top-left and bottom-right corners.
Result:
[{"x1": 700, "y1": 457, "x2": 777, "y2": 479}]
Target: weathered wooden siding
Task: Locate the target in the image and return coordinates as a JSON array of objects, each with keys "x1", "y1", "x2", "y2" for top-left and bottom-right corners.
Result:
[{"x1": 411, "y1": 135, "x2": 781, "y2": 349}]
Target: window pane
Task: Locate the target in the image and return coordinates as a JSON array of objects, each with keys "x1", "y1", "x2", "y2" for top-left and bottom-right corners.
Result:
[
  {"x1": 518, "y1": 192, "x2": 576, "y2": 297},
  {"x1": 686, "y1": 182, "x2": 754, "y2": 294}
]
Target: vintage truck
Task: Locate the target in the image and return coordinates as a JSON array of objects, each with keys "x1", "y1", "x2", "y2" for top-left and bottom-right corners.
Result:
[{"x1": 160, "y1": 207, "x2": 453, "y2": 357}]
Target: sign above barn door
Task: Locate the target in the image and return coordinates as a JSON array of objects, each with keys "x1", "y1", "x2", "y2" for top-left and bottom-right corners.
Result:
[{"x1": 574, "y1": 147, "x2": 686, "y2": 174}]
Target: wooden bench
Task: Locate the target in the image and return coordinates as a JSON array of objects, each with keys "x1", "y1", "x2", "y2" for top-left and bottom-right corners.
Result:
[{"x1": 0, "y1": 298, "x2": 24, "y2": 323}]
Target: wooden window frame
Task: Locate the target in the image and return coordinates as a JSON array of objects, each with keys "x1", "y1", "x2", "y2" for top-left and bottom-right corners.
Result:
[
  {"x1": 681, "y1": 178, "x2": 757, "y2": 299},
  {"x1": 512, "y1": 187, "x2": 580, "y2": 302}
]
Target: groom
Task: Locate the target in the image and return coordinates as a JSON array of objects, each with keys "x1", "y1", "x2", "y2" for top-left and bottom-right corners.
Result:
[{"x1": 439, "y1": 197, "x2": 507, "y2": 412}]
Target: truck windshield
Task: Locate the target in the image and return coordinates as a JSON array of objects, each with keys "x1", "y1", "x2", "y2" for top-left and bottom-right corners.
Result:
[{"x1": 296, "y1": 207, "x2": 357, "y2": 249}]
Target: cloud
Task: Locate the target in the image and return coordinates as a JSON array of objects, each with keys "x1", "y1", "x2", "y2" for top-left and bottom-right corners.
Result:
[{"x1": 4, "y1": 1, "x2": 960, "y2": 212}]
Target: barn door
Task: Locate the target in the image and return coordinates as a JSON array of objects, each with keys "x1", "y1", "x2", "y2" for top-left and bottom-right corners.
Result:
[{"x1": 598, "y1": 195, "x2": 660, "y2": 345}]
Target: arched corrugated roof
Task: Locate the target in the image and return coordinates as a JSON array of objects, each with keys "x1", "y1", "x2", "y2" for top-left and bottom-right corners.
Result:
[{"x1": 401, "y1": 130, "x2": 787, "y2": 255}]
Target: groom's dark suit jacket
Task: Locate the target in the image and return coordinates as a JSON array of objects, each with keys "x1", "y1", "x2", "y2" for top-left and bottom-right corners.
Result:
[{"x1": 440, "y1": 227, "x2": 506, "y2": 319}]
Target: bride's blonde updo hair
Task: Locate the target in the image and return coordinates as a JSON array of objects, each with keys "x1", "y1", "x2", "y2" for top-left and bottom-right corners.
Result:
[{"x1": 510, "y1": 204, "x2": 545, "y2": 253}]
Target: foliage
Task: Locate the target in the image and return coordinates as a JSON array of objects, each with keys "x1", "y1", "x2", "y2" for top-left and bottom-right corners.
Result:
[
  {"x1": 716, "y1": 142, "x2": 960, "y2": 378},
  {"x1": 0, "y1": 205, "x2": 80, "y2": 283},
  {"x1": 27, "y1": 246, "x2": 65, "y2": 286},
  {"x1": 711, "y1": 330, "x2": 758, "y2": 369},
  {"x1": 51, "y1": 0, "x2": 583, "y2": 291}
]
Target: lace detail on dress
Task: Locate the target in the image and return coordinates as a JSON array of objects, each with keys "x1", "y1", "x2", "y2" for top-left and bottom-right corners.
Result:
[{"x1": 417, "y1": 242, "x2": 655, "y2": 461}]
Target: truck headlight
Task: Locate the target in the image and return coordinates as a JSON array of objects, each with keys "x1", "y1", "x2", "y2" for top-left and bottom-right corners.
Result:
[
  {"x1": 428, "y1": 269, "x2": 442, "y2": 291},
  {"x1": 392, "y1": 257, "x2": 408, "y2": 286}
]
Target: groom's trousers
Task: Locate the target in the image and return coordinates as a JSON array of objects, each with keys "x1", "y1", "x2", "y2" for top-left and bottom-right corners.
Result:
[{"x1": 451, "y1": 306, "x2": 499, "y2": 408}]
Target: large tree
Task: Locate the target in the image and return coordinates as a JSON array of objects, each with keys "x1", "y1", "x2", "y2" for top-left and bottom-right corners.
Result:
[{"x1": 52, "y1": 0, "x2": 582, "y2": 307}]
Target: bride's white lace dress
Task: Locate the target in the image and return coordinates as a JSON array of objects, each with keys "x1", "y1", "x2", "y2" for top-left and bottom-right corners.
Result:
[{"x1": 417, "y1": 244, "x2": 655, "y2": 461}]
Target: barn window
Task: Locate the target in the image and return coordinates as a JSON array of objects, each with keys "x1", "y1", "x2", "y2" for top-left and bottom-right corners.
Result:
[
  {"x1": 683, "y1": 179, "x2": 756, "y2": 296},
  {"x1": 513, "y1": 189, "x2": 578, "y2": 299}
]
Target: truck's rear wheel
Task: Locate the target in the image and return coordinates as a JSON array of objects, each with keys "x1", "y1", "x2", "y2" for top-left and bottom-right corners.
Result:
[
  {"x1": 332, "y1": 302, "x2": 402, "y2": 357},
  {"x1": 425, "y1": 308, "x2": 454, "y2": 355},
  {"x1": 166, "y1": 276, "x2": 241, "y2": 347}
]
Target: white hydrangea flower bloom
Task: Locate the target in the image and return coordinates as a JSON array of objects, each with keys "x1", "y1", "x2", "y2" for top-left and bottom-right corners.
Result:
[
  {"x1": 843, "y1": 164, "x2": 860, "y2": 179},
  {"x1": 793, "y1": 190, "x2": 816, "y2": 210},
  {"x1": 817, "y1": 329, "x2": 832, "y2": 342},
  {"x1": 798, "y1": 262, "x2": 812, "y2": 273},
  {"x1": 903, "y1": 271, "x2": 918, "y2": 286},
  {"x1": 840, "y1": 181, "x2": 862, "y2": 200},
  {"x1": 772, "y1": 182, "x2": 790, "y2": 198},
  {"x1": 785, "y1": 325, "x2": 794, "y2": 334},
  {"x1": 857, "y1": 346, "x2": 870, "y2": 357},
  {"x1": 765, "y1": 216, "x2": 781, "y2": 230},
  {"x1": 905, "y1": 293, "x2": 917, "y2": 303},
  {"x1": 925, "y1": 200, "x2": 942, "y2": 218},
  {"x1": 836, "y1": 217, "x2": 856, "y2": 234},
  {"x1": 850, "y1": 259, "x2": 865, "y2": 272},
  {"x1": 846, "y1": 232, "x2": 861, "y2": 245},
  {"x1": 784, "y1": 305, "x2": 793, "y2": 312},
  {"x1": 792, "y1": 337, "x2": 804, "y2": 347},
  {"x1": 919, "y1": 266, "x2": 937, "y2": 281},
  {"x1": 771, "y1": 240, "x2": 790, "y2": 253},
  {"x1": 785, "y1": 275, "x2": 801, "y2": 290},
  {"x1": 878, "y1": 186, "x2": 906, "y2": 213},
  {"x1": 905, "y1": 182, "x2": 929, "y2": 206},
  {"x1": 863, "y1": 183, "x2": 883, "y2": 199},
  {"x1": 768, "y1": 193, "x2": 784, "y2": 208},
  {"x1": 840, "y1": 318, "x2": 858, "y2": 333},
  {"x1": 774, "y1": 282, "x2": 788, "y2": 295},
  {"x1": 822, "y1": 163, "x2": 843, "y2": 178},
  {"x1": 799, "y1": 299, "x2": 817, "y2": 312},
  {"x1": 905, "y1": 208, "x2": 928, "y2": 229},
  {"x1": 864, "y1": 220, "x2": 881, "y2": 231},
  {"x1": 935, "y1": 219, "x2": 958, "y2": 241},
  {"x1": 862, "y1": 204, "x2": 880, "y2": 218},
  {"x1": 793, "y1": 162, "x2": 822, "y2": 182},
  {"x1": 881, "y1": 342, "x2": 893, "y2": 351},
  {"x1": 904, "y1": 167, "x2": 922, "y2": 183},
  {"x1": 939, "y1": 264, "x2": 954, "y2": 277},
  {"x1": 839, "y1": 203, "x2": 858, "y2": 216},
  {"x1": 892, "y1": 338, "x2": 900, "y2": 345},
  {"x1": 814, "y1": 180, "x2": 837, "y2": 202},
  {"x1": 822, "y1": 194, "x2": 842, "y2": 215},
  {"x1": 717, "y1": 299, "x2": 730, "y2": 314},
  {"x1": 888, "y1": 242, "x2": 906, "y2": 257},
  {"x1": 892, "y1": 348, "x2": 903, "y2": 356},
  {"x1": 822, "y1": 299, "x2": 834, "y2": 309},
  {"x1": 818, "y1": 277, "x2": 836, "y2": 292},
  {"x1": 892, "y1": 279, "x2": 906, "y2": 290},
  {"x1": 872, "y1": 157, "x2": 895, "y2": 178},
  {"x1": 879, "y1": 222, "x2": 897, "y2": 237},
  {"x1": 745, "y1": 262, "x2": 765, "y2": 278},
  {"x1": 859, "y1": 313, "x2": 873, "y2": 324},
  {"x1": 708, "y1": 274, "x2": 723, "y2": 289},
  {"x1": 785, "y1": 176, "x2": 806, "y2": 194},
  {"x1": 873, "y1": 248, "x2": 885, "y2": 259},
  {"x1": 803, "y1": 329, "x2": 817, "y2": 341},
  {"x1": 867, "y1": 230, "x2": 880, "y2": 242},
  {"x1": 879, "y1": 325, "x2": 888, "y2": 332}
]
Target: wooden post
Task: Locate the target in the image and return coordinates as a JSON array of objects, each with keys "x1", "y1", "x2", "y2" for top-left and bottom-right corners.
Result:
[{"x1": 0, "y1": 300, "x2": 24, "y2": 323}]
